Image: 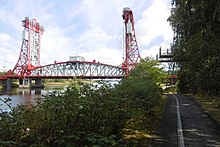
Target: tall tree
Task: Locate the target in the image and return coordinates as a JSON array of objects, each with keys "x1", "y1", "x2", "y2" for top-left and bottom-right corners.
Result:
[{"x1": 168, "y1": 0, "x2": 220, "y2": 96}]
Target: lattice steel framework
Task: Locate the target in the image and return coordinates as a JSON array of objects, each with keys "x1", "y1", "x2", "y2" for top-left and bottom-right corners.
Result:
[
  {"x1": 4, "y1": 9, "x2": 143, "y2": 80},
  {"x1": 13, "y1": 17, "x2": 44, "y2": 76},
  {"x1": 122, "y1": 7, "x2": 141, "y2": 76},
  {"x1": 31, "y1": 61, "x2": 124, "y2": 79}
]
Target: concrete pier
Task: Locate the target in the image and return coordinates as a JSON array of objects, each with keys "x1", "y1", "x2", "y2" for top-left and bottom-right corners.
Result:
[
  {"x1": 19, "y1": 78, "x2": 44, "y2": 88},
  {"x1": 31, "y1": 78, "x2": 44, "y2": 88},
  {"x1": 0, "y1": 78, "x2": 12, "y2": 89},
  {"x1": 0, "y1": 78, "x2": 44, "y2": 89}
]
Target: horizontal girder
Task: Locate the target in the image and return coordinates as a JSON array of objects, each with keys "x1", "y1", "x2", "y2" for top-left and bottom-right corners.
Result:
[{"x1": 29, "y1": 61, "x2": 125, "y2": 79}]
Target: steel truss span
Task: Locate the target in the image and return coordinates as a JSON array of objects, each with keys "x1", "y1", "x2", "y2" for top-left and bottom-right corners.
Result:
[{"x1": 31, "y1": 61, "x2": 125, "y2": 79}]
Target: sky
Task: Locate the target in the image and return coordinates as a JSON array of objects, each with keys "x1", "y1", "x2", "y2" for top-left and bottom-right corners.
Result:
[{"x1": 0, "y1": 0, "x2": 173, "y2": 71}]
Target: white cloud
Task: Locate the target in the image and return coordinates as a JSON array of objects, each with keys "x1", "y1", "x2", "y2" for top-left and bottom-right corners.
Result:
[
  {"x1": 41, "y1": 25, "x2": 74, "y2": 65},
  {"x1": 136, "y1": 0, "x2": 173, "y2": 46},
  {"x1": 0, "y1": 32, "x2": 20, "y2": 70},
  {"x1": 141, "y1": 45, "x2": 160, "y2": 59},
  {"x1": 0, "y1": 0, "x2": 173, "y2": 71},
  {"x1": 0, "y1": 33, "x2": 10, "y2": 43},
  {"x1": 81, "y1": 46, "x2": 123, "y2": 66}
]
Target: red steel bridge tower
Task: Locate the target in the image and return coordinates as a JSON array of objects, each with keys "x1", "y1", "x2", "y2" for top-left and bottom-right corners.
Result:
[
  {"x1": 13, "y1": 17, "x2": 44, "y2": 76},
  {"x1": 0, "y1": 8, "x2": 142, "y2": 89},
  {"x1": 122, "y1": 7, "x2": 141, "y2": 76}
]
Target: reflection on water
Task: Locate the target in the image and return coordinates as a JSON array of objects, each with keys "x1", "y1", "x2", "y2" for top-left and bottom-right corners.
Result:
[{"x1": 0, "y1": 86, "x2": 66, "y2": 111}]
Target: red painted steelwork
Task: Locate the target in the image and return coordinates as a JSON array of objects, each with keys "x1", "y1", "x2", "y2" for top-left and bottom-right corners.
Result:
[
  {"x1": 122, "y1": 7, "x2": 141, "y2": 76},
  {"x1": 13, "y1": 17, "x2": 44, "y2": 76},
  {"x1": 0, "y1": 8, "x2": 141, "y2": 81}
]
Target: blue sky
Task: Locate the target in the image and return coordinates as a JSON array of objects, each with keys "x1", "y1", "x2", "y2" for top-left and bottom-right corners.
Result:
[{"x1": 0, "y1": 0, "x2": 173, "y2": 71}]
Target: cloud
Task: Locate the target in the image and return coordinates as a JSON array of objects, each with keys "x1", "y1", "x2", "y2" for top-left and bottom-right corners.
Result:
[
  {"x1": 77, "y1": 0, "x2": 123, "y2": 51},
  {"x1": 0, "y1": 0, "x2": 173, "y2": 71},
  {"x1": 0, "y1": 32, "x2": 20, "y2": 69},
  {"x1": 0, "y1": 33, "x2": 10, "y2": 43},
  {"x1": 140, "y1": 42, "x2": 172, "y2": 60},
  {"x1": 141, "y1": 45, "x2": 160, "y2": 59},
  {"x1": 40, "y1": 25, "x2": 74, "y2": 65},
  {"x1": 136, "y1": 0, "x2": 173, "y2": 46},
  {"x1": 81, "y1": 46, "x2": 123, "y2": 66}
]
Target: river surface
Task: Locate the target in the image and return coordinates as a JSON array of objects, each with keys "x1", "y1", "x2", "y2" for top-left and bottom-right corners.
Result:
[
  {"x1": 0, "y1": 86, "x2": 66, "y2": 111},
  {"x1": 0, "y1": 80, "x2": 120, "y2": 112}
]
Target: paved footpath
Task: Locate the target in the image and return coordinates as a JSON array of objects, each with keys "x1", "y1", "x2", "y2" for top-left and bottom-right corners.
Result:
[{"x1": 153, "y1": 94, "x2": 220, "y2": 147}]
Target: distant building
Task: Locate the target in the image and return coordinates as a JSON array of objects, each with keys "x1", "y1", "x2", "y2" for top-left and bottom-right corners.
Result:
[{"x1": 69, "y1": 56, "x2": 85, "y2": 62}]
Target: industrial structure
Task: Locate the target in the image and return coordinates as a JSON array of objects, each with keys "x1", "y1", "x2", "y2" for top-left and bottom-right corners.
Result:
[
  {"x1": 0, "y1": 7, "x2": 141, "y2": 88},
  {"x1": 122, "y1": 7, "x2": 141, "y2": 76},
  {"x1": 13, "y1": 17, "x2": 44, "y2": 76},
  {"x1": 158, "y1": 45, "x2": 177, "y2": 84}
]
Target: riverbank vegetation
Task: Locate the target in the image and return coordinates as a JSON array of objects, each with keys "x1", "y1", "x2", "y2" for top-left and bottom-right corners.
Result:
[
  {"x1": 0, "y1": 58, "x2": 166, "y2": 146},
  {"x1": 43, "y1": 79, "x2": 70, "y2": 87},
  {"x1": 0, "y1": 72, "x2": 6, "y2": 76},
  {"x1": 43, "y1": 79, "x2": 93, "y2": 87}
]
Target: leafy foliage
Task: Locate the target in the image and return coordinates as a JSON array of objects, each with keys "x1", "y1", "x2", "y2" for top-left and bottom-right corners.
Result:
[
  {"x1": 130, "y1": 57, "x2": 164, "y2": 85},
  {"x1": 168, "y1": 0, "x2": 220, "y2": 96},
  {"x1": 0, "y1": 59, "x2": 164, "y2": 146}
]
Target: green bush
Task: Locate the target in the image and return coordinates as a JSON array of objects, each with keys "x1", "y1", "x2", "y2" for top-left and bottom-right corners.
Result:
[{"x1": 0, "y1": 59, "x2": 163, "y2": 146}]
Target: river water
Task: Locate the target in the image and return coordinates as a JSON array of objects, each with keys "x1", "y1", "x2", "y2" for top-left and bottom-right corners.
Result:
[
  {"x1": 0, "y1": 86, "x2": 66, "y2": 112},
  {"x1": 0, "y1": 80, "x2": 120, "y2": 112}
]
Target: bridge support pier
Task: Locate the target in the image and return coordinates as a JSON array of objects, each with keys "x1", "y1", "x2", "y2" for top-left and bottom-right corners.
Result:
[
  {"x1": 19, "y1": 78, "x2": 44, "y2": 88},
  {"x1": 6, "y1": 78, "x2": 12, "y2": 90},
  {"x1": 19, "y1": 78, "x2": 30, "y2": 88},
  {"x1": 31, "y1": 78, "x2": 44, "y2": 88},
  {"x1": 0, "y1": 79, "x2": 12, "y2": 89}
]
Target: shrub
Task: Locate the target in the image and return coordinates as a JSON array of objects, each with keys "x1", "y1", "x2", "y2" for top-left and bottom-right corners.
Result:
[{"x1": 0, "y1": 59, "x2": 164, "y2": 146}]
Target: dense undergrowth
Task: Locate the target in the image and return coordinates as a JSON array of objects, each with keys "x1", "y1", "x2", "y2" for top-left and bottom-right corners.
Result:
[{"x1": 0, "y1": 58, "x2": 164, "y2": 146}]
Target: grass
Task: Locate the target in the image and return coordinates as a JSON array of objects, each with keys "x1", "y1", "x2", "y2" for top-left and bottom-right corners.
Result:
[
  {"x1": 192, "y1": 95, "x2": 220, "y2": 124},
  {"x1": 43, "y1": 79, "x2": 93, "y2": 87},
  {"x1": 44, "y1": 81, "x2": 69, "y2": 86},
  {"x1": 121, "y1": 95, "x2": 168, "y2": 146}
]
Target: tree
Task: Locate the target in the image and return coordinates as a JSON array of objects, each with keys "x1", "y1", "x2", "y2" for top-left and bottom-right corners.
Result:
[
  {"x1": 168, "y1": 0, "x2": 220, "y2": 96},
  {"x1": 0, "y1": 57, "x2": 165, "y2": 146},
  {"x1": 129, "y1": 57, "x2": 164, "y2": 85}
]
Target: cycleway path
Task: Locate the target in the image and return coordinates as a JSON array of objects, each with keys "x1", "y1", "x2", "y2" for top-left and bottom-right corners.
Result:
[{"x1": 153, "y1": 94, "x2": 220, "y2": 147}]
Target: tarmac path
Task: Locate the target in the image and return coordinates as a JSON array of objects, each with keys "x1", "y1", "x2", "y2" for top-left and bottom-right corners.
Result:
[{"x1": 153, "y1": 94, "x2": 220, "y2": 147}]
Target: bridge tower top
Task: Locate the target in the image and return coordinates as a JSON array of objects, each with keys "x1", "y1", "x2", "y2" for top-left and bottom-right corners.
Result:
[
  {"x1": 13, "y1": 17, "x2": 44, "y2": 76},
  {"x1": 122, "y1": 7, "x2": 141, "y2": 76}
]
